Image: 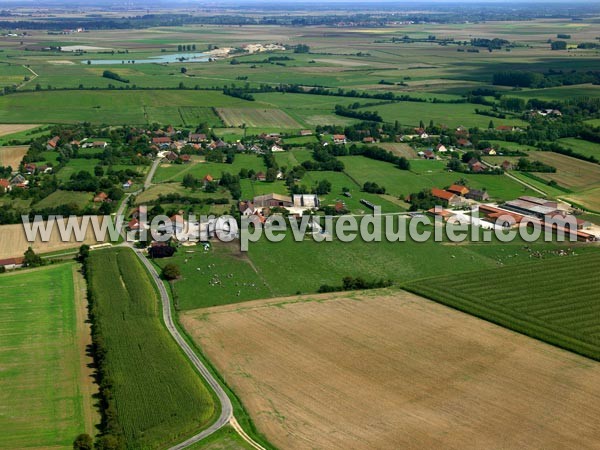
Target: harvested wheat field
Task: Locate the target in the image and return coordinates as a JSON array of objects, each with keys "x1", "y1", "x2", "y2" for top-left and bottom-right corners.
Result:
[
  {"x1": 0, "y1": 216, "x2": 106, "y2": 259},
  {"x1": 0, "y1": 124, "x2": 39, "y2": 137},
  {"x1": 0, "y1": 145, "x2": 28, "y2": 169},
  {"x1": 182, "y1": 289, "x2": 600, "y2": 450}
]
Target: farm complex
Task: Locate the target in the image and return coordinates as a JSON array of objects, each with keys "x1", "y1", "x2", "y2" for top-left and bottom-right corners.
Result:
[{"x1": 1, "y1": 1, "x2": 600, "y2": 449}]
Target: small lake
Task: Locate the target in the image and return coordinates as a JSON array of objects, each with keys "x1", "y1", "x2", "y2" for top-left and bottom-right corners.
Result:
[{"x1": 82, "y1": 53, "x2": 211, "y2": 65}]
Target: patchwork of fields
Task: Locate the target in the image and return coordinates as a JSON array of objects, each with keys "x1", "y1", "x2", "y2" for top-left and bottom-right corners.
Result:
[
  {"x1": 182, "y1": 289, "x2": 600, "y2": 450},
  {"x1": 0, "y1": 263, "x2": 97, "y2": 448},
  {"x1": 405, "y1": 252, "x2": 600, "y2": 360},
  {"x1": 0, "y1": 145, "x2": 28, "y2": 169}
]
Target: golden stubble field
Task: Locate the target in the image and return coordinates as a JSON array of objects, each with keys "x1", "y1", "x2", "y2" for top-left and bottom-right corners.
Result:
[
  {"x1": 0, "y1": 145, "x2": 29, "y2": 169},
  {"x1": 0, "y1": 217, "x2": 106, "y2": 259},
  {"x1": 182, "y1": 289, "x2": 600, "y2": 450}
]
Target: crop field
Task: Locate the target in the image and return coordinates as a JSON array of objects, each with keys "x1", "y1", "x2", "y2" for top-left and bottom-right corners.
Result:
[
  {"x1": 0, "y1": 90, "x2": 260, "y2": 125},
  {"x1": 564, "y1": 186, "x2": 600, "y2": 213},
  {"x1": 339, "y1": 155, "x2": 536, "y2": 200},
  {"x1": 216, "y1": 108, "x2": 301, "y2": 129},
  {"x1": 0, "y1": 218, "x2": 105, "y2": 259},
  {"x1": 527, "y1": 151, "x2": 600, "y2": 191},
  {"x1": 86, "y1": 248, "x2": 217, "y2": 448},
  {"x1": 33, "y1": 189, "x2": 92, "y2": 210},
  {"x1": 557, "y1": 138, "x2": 600, "y2": 159},
  {"x1": 0, "y1": 145, "x2": 28, "y2": 169},
  {"x1": 405, "y1": 252, "x2": 600, "y2": 361},
  {"x1": 0, "y1": 124, "x2": 41, "y2": 137},
  {"x1": 182, "y1": 289, "x2": 600, "y2": 450},
  {"x1": 0, "y1": 263, "x2": 97, "y2": 448}
]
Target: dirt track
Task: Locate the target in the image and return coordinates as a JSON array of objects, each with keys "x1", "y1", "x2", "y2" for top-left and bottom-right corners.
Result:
[{"x1": 182, "y1": 289, "x2": 600, "y2": 450}]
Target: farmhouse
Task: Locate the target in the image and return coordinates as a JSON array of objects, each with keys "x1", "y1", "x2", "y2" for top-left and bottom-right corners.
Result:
[
  {"x1": 92, "y1": 141, "x2": 108, "y2": 148},
  {"x1": 363, "y1": 137, "x2": 375, "y2": 144},
  {"x1": 255, "y1": 172, "x2": 267, "y2": 182},
  {"x1": 10, "y1": 174, "x2": 27, "y2": 187},
  {"x1": 465, "y1": 189, "x2": 489, "y2": 201},
  {"x1": 431, "y1": 188, "x2": 462, "y2": 207},
  {"x1": 188, "y1": 133, "x2": 207, "y2": 143},
  {"x1": 253, "y1": 193, "x2": 293, "y2": 208},
  {"x1": 0, "y1": 257, "x2": 24, "y2": 270},
  {"x1": 436, "y1": 144, "x2": 448, "y2": 153},
  {"x1": 202, "y1": 174, "x2": 214, "y2": 186},
  {"x1": 457, "y1": 138, "x2": 472, "y2": 147},
  {"x1": 46, "y1": 136, "x2": 60, "y2": 150},
  {"x1": 94, "y1": 192, "x2": 108, "y2": 203},
  {"x1": 122, "y1": 180, "x2": 133, "y2": 189},
  {"x1": 423, "y1": 150, "x2": 435, "y2": 160},
  {"x1": 501, "y1": 160, "x2": 514, "y2": 171},
  {"x1": 549, "y1": 212, "x2": 592, "y2": 230},
  {"x1": 179, "y1": 154, "x2": 192, "y2": 163},
  {"x1": 333, "y1": 134, "x2": 347, "y2": 145},
  {"x1": 447, "y1": 184, "x2": 469, "y2": 196},
  {"x1": 152, "y1": 137, "x2": 172, "y2": 146},
  {"x1": 0, "y1": 178, "x2": 11, "y2": 192},
  {"x1": 470, "y1": 161, "x2": 486, "y2": 173},
  {"x1": 482, "y1": 147, "x2": 497, "y2": 156},
  {"x1": 128, "y1": 218, "x2": 141, "y2": 231},
  {"x1": 271, "y1": 145, "x2": 284, "y2": 153},
  {"x1": 239, "y1": 201, "x2": 258, "y2": 216}
]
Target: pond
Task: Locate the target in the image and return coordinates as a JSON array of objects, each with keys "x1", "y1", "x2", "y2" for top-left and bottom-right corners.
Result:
[{"x1": 82, "y1": 53, "x2": 211, "y2": 65}]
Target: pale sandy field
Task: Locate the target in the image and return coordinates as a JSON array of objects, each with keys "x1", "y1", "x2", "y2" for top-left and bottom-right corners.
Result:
[{"x1": 182, "y1": 289, "x2": 600, "y2": 450}]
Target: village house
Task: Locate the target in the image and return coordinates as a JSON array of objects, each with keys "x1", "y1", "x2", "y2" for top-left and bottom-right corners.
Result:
[
  {"x1": 423, "y1": 150, "x2": 435, "y2": 160},
  {"x1": 469, "y1": 161, "x2": 486, "y2": 173},
  {"x1": 122, "y1": 180, "x2": 133, "y2": 189},
  {"x1": 431, "y1": 188, "x2": 462, "y2": 207},
  {"x1": 239, "y1": 201, "x2": 258, "y2": 216},
  {"x1": 0, "y1": 257, "x2": 24, "y2": 271},
  {"x1": 501, "y1": 160, "x2": 514, "y2": 171},
  {"x1": 10, "y1": 174, "x2": 27, "y2": 188},
  {"x1": 92, "y1": 141, "x2": 108, "y2": 148},
  {"x1": 271, "y1": 144, "x2": 284, "y2": 152},
  {"x1": 0, "y1": 178, "x2": 10, "y2": 192},
  {"x1": 46, "y1": 136, "x2": 60, "y2": 150},
  {"x1": 202, "y1": 174, "x2": 214, "y2": 186},
  {"x1": 333, "y1": 134, "x2": 347, "y2": 145},
  {"x1": 255, "y1": 171, "x2": 267, "y2": 182},
  {"x1": 436, "y1": 144, "x2": 448, "y2": 153},
  {"x1": 236, "y1": 142, "x2": 246, "y2": 152},
  {"x1": 188, "y1": 133, "x2": 207, "y2": 143},
  {"x1": 94, "y1": 192, "x2": 108, "y2": 203},
  {"x1": 363, "y1": 137, "x2": 375, "y2": 144},
  {"x1": 457, "y1": 138, "x2": 472, "y2": 147},
  {"x1": 179, "y1": 154, "x2": 192, "y2": 163},
  {"x1": 446, "y1": 184, "x2": 469, "y2": 197},
  {"x1": 482, "y1": 147, "x2": 497, "y2": 156},
  {"x1": 164, "y1": 151, "x2": 178, "y2": 162},
  {"x1": 152, "y1": 136, "x2": 172, "y2": 147},
  {"x1": 24, "y1": 163, "x2": 36, "y2": 175}
]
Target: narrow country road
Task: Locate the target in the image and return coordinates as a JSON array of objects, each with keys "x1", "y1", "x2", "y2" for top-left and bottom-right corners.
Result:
[
  {"x1": 117, "y1": 156, "x2": 266, "y2": 450},
  {"x1": 133, "y1": 250, "x2": 235, "y2": 449}
]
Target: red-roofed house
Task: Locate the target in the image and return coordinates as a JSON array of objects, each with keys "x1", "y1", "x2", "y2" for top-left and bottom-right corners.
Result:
[
  {"x1": 46, "y1": 136, "x2": 60, "y2": 150},
  {"x1": 447, "y1": 184, "x2": 469, "y2": 196},
  {"x1": 431, "y1": 188, "x2": 461, "y2": 206},
  {"x1": 333, "y1": 134, "x2": 347, "y2": 145},
  {"x1": 0, "y1": 178, "x2": 10, "y2": 192},
  {"x1": 94, "y1": 192, "x2": 108, "y2": 203}
]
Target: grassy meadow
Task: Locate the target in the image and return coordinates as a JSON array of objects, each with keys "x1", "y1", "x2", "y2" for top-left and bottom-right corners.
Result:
[{"x1": 0, "y1": 263, "x2": 97, "y2": 449}]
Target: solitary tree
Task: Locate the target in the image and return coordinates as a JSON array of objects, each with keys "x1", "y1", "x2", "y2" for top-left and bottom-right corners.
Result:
[
  {"x1": 23, "y1": 247, "x2": 43, "y2": 267},
  {"x1": 162, "y1": 264, "x2": 181, "y2": 281}
]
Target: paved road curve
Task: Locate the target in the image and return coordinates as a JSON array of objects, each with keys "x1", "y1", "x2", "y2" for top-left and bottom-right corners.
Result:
[{"x1": 133, "y1": 249, "x2": 235, "y2": 449}]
